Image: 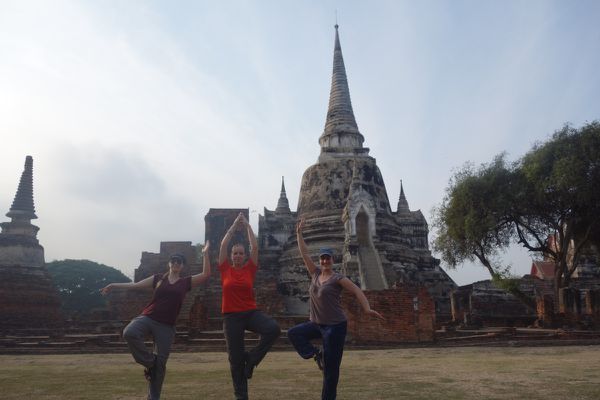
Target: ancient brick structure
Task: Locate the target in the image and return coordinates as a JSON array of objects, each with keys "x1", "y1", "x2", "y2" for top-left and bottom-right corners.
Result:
[
  {"x1": 342, "y1": 285, "x2": 435, "y2": 343},
  {"x1": 0, "y1": 156, "x2": 63, "y2": 333},
  {"x1": 554, "y1": 280, "x2": 600, "y2": 328},
  {"x1": 259, "y1": 25, "x2": 456, "y2": 323},
  {"x1": 536, "y1": 294, "x2": 556, "y2": 327},
  {"x1": 452, "y1": 274, "x2": 600, "y2": 329},
  {"x1": 450, "y1": 279, "x2": 539, "y2": 327},
  {"x1": 103, "y1": 26, "x2": 457, "y2": 340}
]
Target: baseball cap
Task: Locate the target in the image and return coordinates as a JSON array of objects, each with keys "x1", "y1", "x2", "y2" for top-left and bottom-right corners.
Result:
[
  {"x1": 319, "y1": 248, "x2": 334, "y2": 258},
  {"x1": 169, "y1": 253, "x2": 186, "y2": 264}
]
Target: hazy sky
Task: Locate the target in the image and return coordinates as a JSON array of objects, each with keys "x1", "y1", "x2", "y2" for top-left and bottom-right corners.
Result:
[{"x1": 1, "y1": 1, "x2": 599, "y2": 285}]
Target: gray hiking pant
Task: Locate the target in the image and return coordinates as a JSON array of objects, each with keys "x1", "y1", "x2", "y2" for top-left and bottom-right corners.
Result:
[
  {"x1": 223, "y1": 309, "x2": 281, "y2": 400},
  {"x1": 123, "y1": 315, "x2": 176, "y2": 400}
]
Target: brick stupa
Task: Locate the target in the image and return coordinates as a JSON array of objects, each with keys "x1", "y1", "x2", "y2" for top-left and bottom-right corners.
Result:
[
  {"x1": 258, "y1": 25, "x2": 457, "y2": 320},
  {"x1": 0, "y1": 156, "x2": 63, "y2": 333}
]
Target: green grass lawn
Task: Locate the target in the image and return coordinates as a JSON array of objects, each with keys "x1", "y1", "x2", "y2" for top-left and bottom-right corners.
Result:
[{"x1": 1, "y1": 346, "x2": 599, "y2": 399}]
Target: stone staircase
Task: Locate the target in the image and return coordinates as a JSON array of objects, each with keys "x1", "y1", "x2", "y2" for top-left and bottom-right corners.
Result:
[{"x1": 358, "y1": 243, "x2": 386, "y2": 290}]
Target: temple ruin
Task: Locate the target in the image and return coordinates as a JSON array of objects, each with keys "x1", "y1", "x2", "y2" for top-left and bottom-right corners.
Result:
[
  {"x1": 109, "y1": 26, "x2": 456, "y2": 340},
  {"x1": 258, "y1": 25, "x2": 456, "y2": 322},
  {"x1": 0, "y1": 156, "x2": 63, "y2": 333}
]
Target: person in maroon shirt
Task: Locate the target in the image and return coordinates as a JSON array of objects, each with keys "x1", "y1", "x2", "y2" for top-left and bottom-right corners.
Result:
[
  {"x1": 101, "y1": 241, "x2": 211, "y2": 400},
  {"x1": 219, "y1": 212, "x2": 280, "y2": 400}
]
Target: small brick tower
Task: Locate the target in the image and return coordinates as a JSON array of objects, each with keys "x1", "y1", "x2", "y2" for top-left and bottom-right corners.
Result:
[{"x1": 0, "y1": 156, "x2": 63, "y2": 333}]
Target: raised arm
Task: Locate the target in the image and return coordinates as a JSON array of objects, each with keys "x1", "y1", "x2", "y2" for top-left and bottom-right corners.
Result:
[
  {"x1": 296, "y1": 218, "x2": 317, "y2": 276},
  {"x1": 192, "y1": 240, "x2": 211, "y2": 287},
  {"x1": 241, "y1": 214, "x2": 258, "y2": 266},
  {"x1": 219, "y1": 213, "x2": 242, "y2": 265},
  {"x1": 338, "y1": 277, "x2": 385, "y2": 320},
  {"x1": 100, "y1": 274, "x2": 155, "y2": 295}
]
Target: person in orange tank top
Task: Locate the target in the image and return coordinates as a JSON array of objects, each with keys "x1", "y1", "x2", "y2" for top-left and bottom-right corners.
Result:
[{"x1": 219, "y1": 212, "x2": 280, "y2": 400}]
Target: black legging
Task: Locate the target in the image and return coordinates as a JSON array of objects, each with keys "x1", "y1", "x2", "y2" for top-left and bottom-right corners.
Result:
[{"x1": 223, "y1": 309, "x2": 281, "y2": 400}]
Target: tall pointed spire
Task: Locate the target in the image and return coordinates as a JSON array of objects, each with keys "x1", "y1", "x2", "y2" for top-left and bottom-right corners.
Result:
[
  {"x1": 7, "y1": 156, "x2": 37, "y2": 220},
  {"x1": 319, "y1": 25, "x2": 365, "y2": 155},
  {"x1": 275, "y1": 176, "x2": 291, "y2": 213},
  {"x1": 397, "y1": 180, "x2": 410, "y2": 214}
]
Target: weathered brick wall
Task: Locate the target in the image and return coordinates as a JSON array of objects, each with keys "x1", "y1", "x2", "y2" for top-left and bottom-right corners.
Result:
[
  {"x1": 536, "y1": 294, "x2": 555, "y2": 327},
  {"x1": 559, "y1": 287, "x2": 581, "y2": 315},
  {"x1": 553, "y1": 287, "x2": 600, "y2": 328},
  {"x1": 583, "y1": 289, "x2": 600, "y2": 318},
  {"x1": 106, "y1": 290, "x2": 152, "y2": 321},
  {"x1": 256, "y1": 280, "x2": 286, "y2": 316},
  {"x1": 469, "y1": 291, "x2": 536, "y2": 327},
  {"x1": 341, "y1": 286, "x2": 435, "y2": 343},
  {"x1": 0, "y1": 219, "x2": 64, "y2": 333},
  {"x1": 0, "y1": 265, "x2": 64, "y2": 333},
  {"x1": 188, "y1": 294, "x2": 210, "y2": 333},
  {"x1": 534, "y1": 280, "x2": 600, "y2": 328},
  {"x1": 452, "y1": 280, "x2": 539, "y2": 327},
  {"x1": 450, "y1": 285, "x2": 471, "y2": 324}
]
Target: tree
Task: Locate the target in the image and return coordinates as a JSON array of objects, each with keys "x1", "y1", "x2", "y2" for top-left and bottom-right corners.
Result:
[
  {"x1": 46, "y1": 259, "x2": 131, "y2": 318},
  {"x1": 434, "y1": 121, "x2": 600, "y2": 298},
  {"x1": 432, "y1": 155, "x2": 533, "y2": 307},
  {"x1": 511, "y1": 122, "x2": 600, "y2": 291},
  {"x1": 433, "y1": 154, "x2": 514, "y2": 277}
]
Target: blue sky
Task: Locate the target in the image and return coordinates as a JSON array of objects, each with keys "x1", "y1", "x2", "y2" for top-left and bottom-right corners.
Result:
[{"x1": 1, "y1": 1, "x2": 599, "y2": 284}]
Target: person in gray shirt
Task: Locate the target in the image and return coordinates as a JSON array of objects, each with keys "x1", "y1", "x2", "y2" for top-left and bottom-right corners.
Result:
[{"x1": 288, "y1": 218, "x2": 384, "y2": 400}]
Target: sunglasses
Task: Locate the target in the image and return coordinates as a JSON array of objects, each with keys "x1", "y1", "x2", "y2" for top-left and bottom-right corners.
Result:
[
  {"x1": 319, "y1": 255, "x2": 332, "y2": 260},
  {"x1": 170, "y1": 259, "x2": 183, "y2": 265}
]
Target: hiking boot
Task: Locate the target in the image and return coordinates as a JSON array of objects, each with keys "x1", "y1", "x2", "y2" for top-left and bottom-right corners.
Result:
[{"x1": 313, "y1": 348, "x2": 324, "y2": 371}]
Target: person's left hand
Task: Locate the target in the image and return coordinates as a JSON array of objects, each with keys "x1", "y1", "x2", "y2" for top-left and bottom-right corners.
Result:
[
  {"x1": 366, "y1": 309, "x2": 385, "y2": 321},
  {"x1": 202, "y1": 240, "x2": 211, "y2": 254}
]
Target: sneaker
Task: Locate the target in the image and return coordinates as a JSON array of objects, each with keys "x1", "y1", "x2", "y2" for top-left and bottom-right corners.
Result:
[
  {"x1": 144, "y1": 356, "x2": 157, "y2": 382},
  {"x1": 313, "y1": 348, "x2": 324, "y2": 371},
  {"x1": 244, "y1": 352, "x2": 255, "y2": 379},
  {"x1": 144, "y1": 366, "x2": 154, "y2": 382}
]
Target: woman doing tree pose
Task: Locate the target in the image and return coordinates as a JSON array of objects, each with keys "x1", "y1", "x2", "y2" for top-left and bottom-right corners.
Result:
[
  {"x1": 100, "y1": 241, "x2": 211, "y2": 400},
  {"x1": 219, "y1": 212, "x2": 280, "y2": 400},
  {"x1": 288, "y1": 218, "x2": 384, "y2": 400}
]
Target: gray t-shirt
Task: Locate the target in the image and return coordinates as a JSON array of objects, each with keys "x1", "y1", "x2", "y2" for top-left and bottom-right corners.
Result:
[{"x1": 309, "y1": 268, "x2": 347, "y2": 325}]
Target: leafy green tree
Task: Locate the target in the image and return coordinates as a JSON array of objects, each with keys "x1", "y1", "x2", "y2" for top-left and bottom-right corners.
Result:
[
  {"x1": 434, "y1": 121, "x2": 600, "y2": 298},
  {"x1": 512, "y1": 122, "x2": 600, "y2": 290},
  {"x1": 46, "y1": 259, "x2": 131, "y2": 318},
  {"x1": 433, "y1": 154, "x2": 514, "y2": 277},
  {"x1": 432, "y1": 155, "x2": 534, "y2": 307}
]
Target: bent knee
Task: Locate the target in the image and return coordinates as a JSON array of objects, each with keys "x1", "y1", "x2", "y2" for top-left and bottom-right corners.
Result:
[
  {"x1": 286, "y1": 326, "x2": 299, "y2": 339},
  {"x1": 123, "y1": 326, "x2": 142, "y2": 341}
]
